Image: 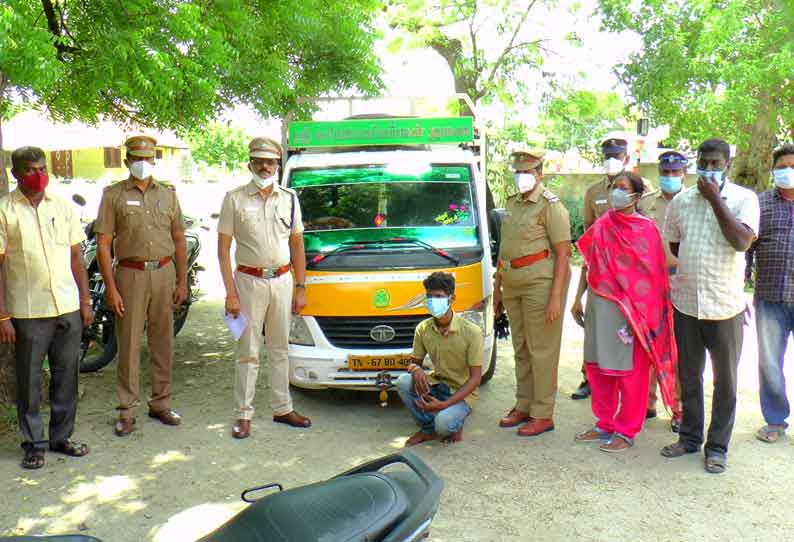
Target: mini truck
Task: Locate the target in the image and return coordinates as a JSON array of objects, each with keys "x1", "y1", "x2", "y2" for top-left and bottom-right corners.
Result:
[{"x1": 282, "y1": 95, "x2": 497, "y2": 392}]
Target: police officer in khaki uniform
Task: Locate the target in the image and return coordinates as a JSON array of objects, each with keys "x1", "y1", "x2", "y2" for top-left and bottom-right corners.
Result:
[
  {"x1": 571, "y1": 137, "x2": 657, "y2": 399},
  {"x1": 495, "y1": 149, "x2": 572, "y2": 437},
  {"x1": 95, "y1": 135, "x2": 188, "y2": 437},
  {"x1": 646, "y1": 150, "x2": 685, "y2": 430},
  {"x1": 218, "y1": 137, "x2": 310, "y2": 439}
]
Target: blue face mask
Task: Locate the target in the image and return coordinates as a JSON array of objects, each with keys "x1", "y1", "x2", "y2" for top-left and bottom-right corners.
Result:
[
  {"x1": 608, "y1": 188, "x2": 636, "y2": 210},
  {"x1": 773, "y1": 167, "x2": 794, "y2": 189},
  {"x1": 425, "y1": 296, "x2": 450, "y2": 318},
  {"x1": 697, "y1": 169, "x2": 723, "y2": 184},
  {"x1": 658, "y1": 175, "x2": 682, "y2": 194}
]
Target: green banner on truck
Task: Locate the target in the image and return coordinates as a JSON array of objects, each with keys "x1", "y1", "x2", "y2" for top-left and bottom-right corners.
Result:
[{"x1": 288, "y1": 117, "x2": 474, "y2": 148}]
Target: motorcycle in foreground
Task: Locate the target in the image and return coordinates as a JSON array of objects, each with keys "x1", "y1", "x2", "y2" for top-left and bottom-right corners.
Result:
[
  {"x1": 0, "y1": 450, "x2": 444, "y2": 542},
  {"x1": 72, "y1": 194, "x2": 206, "y2": 373}
]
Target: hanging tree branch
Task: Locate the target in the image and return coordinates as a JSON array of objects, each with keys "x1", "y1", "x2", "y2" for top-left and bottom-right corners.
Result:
[{"x1": 41, "y1": 0, "x2": 82, "y2": 59}]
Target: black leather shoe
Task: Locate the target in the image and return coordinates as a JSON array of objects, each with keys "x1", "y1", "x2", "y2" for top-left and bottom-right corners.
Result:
[{"x1": 571, "y1": 381, "x2": 591, "y2": 400}]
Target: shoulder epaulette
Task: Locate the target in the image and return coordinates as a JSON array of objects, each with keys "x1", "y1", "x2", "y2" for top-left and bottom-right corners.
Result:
[
  {"x1": 542, "y1": 189, "x2": 560, "y2": 203},
  {"x1": 103, "y1": 181, "x2": 124, "y2": 192}
]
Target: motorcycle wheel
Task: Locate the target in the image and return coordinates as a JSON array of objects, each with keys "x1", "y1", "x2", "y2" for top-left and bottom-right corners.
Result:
[
  {"x1": 480, "y1": 340, "x2": 497, "y2": 385},
  {"x1": 79, "y1": 304, "x2": 191, "y2": 374},
  {"x1": 173, "y1": 303, "x2": 190, "y2": 335},
  {"x1": 79, "y1": 312, "x2": 118, "y2": 373}
]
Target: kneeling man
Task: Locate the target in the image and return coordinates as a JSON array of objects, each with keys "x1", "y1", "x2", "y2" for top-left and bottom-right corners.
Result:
[{"x1": 396, "y1": 272, "x2": 483, "y2": 446}]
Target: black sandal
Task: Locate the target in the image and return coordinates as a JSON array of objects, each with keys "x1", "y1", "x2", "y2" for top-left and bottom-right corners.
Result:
[
  {"x1": 50, "y1": 439, "x2": 89, "y2": 457},
  {"x1": 705, "y1": 454, "x2": 727, "y2": 474},
  {"x1": 22, "y1": 449, "x2": 45, "y2": 470}
]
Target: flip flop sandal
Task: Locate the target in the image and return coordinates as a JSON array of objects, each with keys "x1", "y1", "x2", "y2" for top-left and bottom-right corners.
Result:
[
  {"x1": 756, "y1": 425, "x2": 785, "y2": 443},
  {"x1": 22, "y1": 449, "x2": 45, "y2": 470},
  {"x1": 599, "y1": 433, "x2": 634, "y2": 453},
  {"x1": 50, "y1": 439, "x2": 89, "y2": 457},
  {"x1": 660, "y1": 441, "x2": 699, "y2": 458},
  {"x1": 705, "y1": 454, "x2": 727, "y2": 474}
]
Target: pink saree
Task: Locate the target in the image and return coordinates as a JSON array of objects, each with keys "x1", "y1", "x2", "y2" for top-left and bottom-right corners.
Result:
[{"x1": 576, "y1": 209, "x2": 681, "y2": 418}]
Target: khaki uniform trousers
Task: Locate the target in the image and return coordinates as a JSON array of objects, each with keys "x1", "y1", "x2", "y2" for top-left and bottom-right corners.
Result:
[
  {"x1": 504, "y1": 275, "x2": 569, "y2": 419},
  {"x1": 234, "y1": 270, "x2": 293, "y2": 419},
  {"x1": 115, "y1": 261, "x2": 175, "y2": 418}
]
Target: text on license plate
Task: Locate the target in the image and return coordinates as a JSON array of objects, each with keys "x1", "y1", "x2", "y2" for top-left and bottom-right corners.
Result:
[{"x1": 348, "y1": 354, "x2": 412, "y2": 371}]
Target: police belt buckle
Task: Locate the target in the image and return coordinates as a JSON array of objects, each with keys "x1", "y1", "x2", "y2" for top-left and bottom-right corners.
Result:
[{"x1": 143, "y1": 260, "x2": 161, "y2": 271}]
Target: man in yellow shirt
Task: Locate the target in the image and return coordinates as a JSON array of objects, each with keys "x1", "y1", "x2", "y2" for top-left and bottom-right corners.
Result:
[
  {"x1": 396, "y1": 272, "x2": 483, "y2": 446},
  {"x1": 0, "y1": 146, "x2": 92, "y2": 469}
]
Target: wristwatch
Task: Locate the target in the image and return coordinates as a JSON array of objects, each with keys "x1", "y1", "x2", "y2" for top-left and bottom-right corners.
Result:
[{"x1": 295, "y1": 283, "x2": 306, "y2": 289}]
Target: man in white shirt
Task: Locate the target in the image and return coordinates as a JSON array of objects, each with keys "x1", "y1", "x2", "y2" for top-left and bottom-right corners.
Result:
[{"x1": 660, "y1": 138, "x2": 760, "y2": 474}]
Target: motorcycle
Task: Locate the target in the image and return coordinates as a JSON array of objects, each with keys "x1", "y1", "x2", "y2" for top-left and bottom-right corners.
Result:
[
  {"x1": 72, "y1": 194, "x2": 206, "y2": 373},
  {"x1": 0, "y1": 450, "x2": 444, "y2": 542}
]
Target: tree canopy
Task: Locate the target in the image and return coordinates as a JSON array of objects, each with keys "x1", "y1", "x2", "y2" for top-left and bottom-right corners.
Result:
[
  {"x1": 184, "y1": 122, "x2": 249, "y2": 171},
  {"x1": 598, "y1": 0, "x2": 794, "y2": 188},
  {"x1": 386, "y1": 0, "x2": 550, "y2": 110},
  {"x1": 0, "y1": 0, "x2": 383, "y2": 190},
  {"x1": 539, "y1": 89, "x2": 626, "y2": 164}
]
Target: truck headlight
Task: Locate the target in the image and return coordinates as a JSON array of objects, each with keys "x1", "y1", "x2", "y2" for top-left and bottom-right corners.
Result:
[
  {"x1": 461, "y1": 296, "x2": 492, "y2": 335},
  {"x1": 289, "y1": 316, "x2": 315, "y2": 346}
]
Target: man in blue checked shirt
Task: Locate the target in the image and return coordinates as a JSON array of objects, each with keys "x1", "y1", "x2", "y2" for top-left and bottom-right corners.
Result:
[{"x1": 746, "y1": 143, "x2": 794, "y2": 444}]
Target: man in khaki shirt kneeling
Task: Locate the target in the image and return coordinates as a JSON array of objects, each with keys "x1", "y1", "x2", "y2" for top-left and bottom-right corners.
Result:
[{"x1": 396, "y1": 272, "x2": 483, "y2": 446}]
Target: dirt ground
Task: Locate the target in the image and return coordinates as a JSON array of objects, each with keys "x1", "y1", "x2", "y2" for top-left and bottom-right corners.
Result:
[{"x1": 2, "y1": 181, "x2": 794, "y2": 541}]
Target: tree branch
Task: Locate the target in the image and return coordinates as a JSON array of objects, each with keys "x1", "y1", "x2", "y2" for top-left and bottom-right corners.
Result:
[
  {"x1": 40, "y1": 0, "x2": 82, "y2": 58},
  {"x1": 469, "y1": 16, "x2": 479, "y2": 74},
  {"x1": 484, "y1": 0, "x2": 538, "y2": 89}
]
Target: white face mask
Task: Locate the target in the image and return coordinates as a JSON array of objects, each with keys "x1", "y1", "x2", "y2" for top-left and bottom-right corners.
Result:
[
  {"x1": 514, "y1": 173, "x2": 537, "y2": 194},
  {"x1": 252, "y1": 172, "x2": 278, "y2": 189},
  {"x1": 604, "y1": 157, "x2": 625, "y2": 176},
  {"x1": 773, "y1": 167, "x2": 794, "y2": 189},
  {"x1": 129, "y1": 160, "x2": 154, "y2": 180}
]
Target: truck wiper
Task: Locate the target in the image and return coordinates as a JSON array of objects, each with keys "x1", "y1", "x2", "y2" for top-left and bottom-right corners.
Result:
[
  {"x1": 383, "y1": 237, "x2": 460, "y2": 266},
  {"x1": 309, "y1": 238, "x2": 459, "y2": 267},
  {"x1": 308, "y1": 241, "x2": 372, "y2": 267}
]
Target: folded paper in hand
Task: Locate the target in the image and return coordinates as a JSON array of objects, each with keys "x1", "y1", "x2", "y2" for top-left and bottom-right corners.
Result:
[{"x1": 223, "y1": 311, "x2": 248, "y2": 341}]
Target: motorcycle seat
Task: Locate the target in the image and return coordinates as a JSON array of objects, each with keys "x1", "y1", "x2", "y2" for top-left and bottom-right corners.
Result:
[{"x1": 198, "y1": 471, "x2": 411, "y2": 542}]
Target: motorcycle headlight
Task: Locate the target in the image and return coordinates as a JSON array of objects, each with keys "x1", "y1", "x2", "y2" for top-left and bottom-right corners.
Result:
[{"x1": 289, "y1": 316, "x2": 315, "y2": 346}]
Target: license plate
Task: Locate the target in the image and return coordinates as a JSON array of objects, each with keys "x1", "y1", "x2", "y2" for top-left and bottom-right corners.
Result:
[{"x1": 348, "y1": 354, "x2": 412, "y2": 371}]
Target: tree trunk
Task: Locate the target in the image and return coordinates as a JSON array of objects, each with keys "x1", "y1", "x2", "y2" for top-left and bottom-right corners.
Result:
[
  {"x1": 731, "y1": 95, "x2": 777, "y2": 191},
  {"x1": 0, "y1": 83, "x2": 15, "y2": 408}
]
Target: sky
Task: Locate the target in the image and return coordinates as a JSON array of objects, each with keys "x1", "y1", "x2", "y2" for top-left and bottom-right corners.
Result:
[{"x1": 224, "y1": 0, "x2": 642, "y2": 138}]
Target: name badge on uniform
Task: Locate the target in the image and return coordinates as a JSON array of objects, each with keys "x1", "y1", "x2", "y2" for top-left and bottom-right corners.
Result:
[
  {"x1": 595, "y1": 199, "x2": 608, "y2": 205},
  {"x1": 126, "y1": 200, "x2": 141, "y2": 206}
]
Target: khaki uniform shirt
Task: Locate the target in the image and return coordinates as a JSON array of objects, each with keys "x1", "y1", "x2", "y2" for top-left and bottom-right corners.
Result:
[
  {"x1": 498, "y1": 184, "x2": 571, "y2": 290},
  {"x1": 217, "y1": 181, "x2": 304, "y2": 268},
  {"x1": 94, "y1": 178, "x2": 184, "y2": 260},
  {"x1": 0, "y1": 190, "x2": 85, "y2": 318},
  {"x1": 583, "y1": 175, "x2": 658, "y2": 229},
  {"x1": 647, "y1": 192, "x2": 679, "y2": 267},
  {"x1": 412, "y1": 313, "x2": 483, "y2": 408}
]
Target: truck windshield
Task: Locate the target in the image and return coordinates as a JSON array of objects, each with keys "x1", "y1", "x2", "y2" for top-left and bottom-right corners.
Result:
[{"x1": 290, "y1": 164, "x2": 482, "y2": 269}]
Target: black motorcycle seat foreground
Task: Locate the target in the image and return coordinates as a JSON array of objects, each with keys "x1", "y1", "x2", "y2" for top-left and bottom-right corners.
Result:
[
  {"x1": 0, "y1": 452, "x2": 441, "y2": 542},
  {"x1": 198, "y1": 450, "x2": 443, "y2": 542}
]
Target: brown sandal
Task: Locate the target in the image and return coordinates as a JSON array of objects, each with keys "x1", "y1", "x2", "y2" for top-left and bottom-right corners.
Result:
[
  {"x1": 50, "y1": 439, "x2": 89, "y2": 457},
  {"x1": 22, "y1": 449, "x2": 45, "y2": 470},
  {"x1": 660, "y1": 441, "x2": 699, "y2": 458}
]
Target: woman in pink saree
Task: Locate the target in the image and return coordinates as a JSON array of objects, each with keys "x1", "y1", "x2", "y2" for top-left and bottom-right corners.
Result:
[{"x1": 574, "y1": 172, "x2": 680, "y2": 452}]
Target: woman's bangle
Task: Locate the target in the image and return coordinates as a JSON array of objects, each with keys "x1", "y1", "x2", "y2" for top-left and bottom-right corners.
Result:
[{"x1": 0, "y1": 315, "x2": 11, "y2": 322}]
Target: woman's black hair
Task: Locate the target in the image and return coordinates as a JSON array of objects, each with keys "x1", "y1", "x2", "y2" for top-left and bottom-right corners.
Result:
[{"x1": 615, "y1": 171, "x2": 645, "y2": 197}]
